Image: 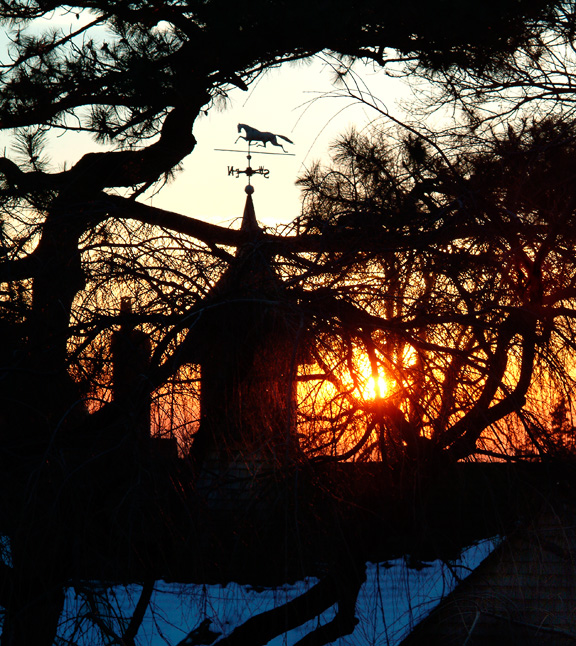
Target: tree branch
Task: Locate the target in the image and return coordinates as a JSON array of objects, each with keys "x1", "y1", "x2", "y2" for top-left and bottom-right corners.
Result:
[
  {"x1": 444, "y1": 312, "x2": 539, "y2": 460},
  {"x1": 207, "y1": 562, "x2": 365, "y2": 646},
  {"x1": 122, "y1": 580, "x2": 154, "y2": 646},
  {"x1": 292, "y1": 565, "x2": 365, "y2": 646}
]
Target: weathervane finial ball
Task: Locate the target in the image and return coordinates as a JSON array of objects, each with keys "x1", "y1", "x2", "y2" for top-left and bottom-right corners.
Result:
[{"x1": 245, "y1": 184, "x2": 255, "y2": 195}]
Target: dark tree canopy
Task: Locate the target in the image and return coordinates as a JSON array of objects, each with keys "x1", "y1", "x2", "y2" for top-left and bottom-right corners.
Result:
[
  {"x1": 297, "y1": 117, "x2": 576, "y2": 464},
  {"x1": 0, "y1": 0, "x2": 559, "y2": 154}
]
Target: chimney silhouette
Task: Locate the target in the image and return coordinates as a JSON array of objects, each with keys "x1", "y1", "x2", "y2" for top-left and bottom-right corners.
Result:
[{"x1": 111, "y1": 297, "x2": 151, "y2": 445}]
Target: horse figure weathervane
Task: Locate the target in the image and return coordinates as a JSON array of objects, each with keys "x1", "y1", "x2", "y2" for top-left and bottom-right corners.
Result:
[
  {"x1": 236, "y1": 124, "x2": 294, "y2": 153},
  {"x1": 218, "y1": 123, "x2": 295, "y2": 188}
]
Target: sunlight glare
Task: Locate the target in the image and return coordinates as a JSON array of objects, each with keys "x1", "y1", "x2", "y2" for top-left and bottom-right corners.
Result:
[{"x1": 365, "y1": 374, "x2": 389, "y2": 400}]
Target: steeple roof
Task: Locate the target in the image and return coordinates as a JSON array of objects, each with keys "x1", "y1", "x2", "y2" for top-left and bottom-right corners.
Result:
[{"x1": 240, "y1": 186, "x2": 260, "y2": 236}]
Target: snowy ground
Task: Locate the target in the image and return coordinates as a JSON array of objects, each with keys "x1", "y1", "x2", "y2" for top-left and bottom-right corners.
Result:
[{"x1": 58, "y1": 538, "x2": 499, "y2": 646}]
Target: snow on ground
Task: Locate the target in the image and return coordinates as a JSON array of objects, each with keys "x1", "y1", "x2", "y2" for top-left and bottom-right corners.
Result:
[{"x1": 58, "y1": 538, "x2": 499, "y2": 646}]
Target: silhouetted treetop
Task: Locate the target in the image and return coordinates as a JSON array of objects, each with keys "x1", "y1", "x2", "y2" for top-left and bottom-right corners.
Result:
[
  {"x1": 0, "y1": 0, "x2": 561, "y2": 191},
  {"x1": 296, "y1": 117, "x2": 576, "y2": 463}
]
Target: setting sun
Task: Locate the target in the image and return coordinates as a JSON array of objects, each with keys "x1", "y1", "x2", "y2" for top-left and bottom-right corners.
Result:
[{"x1": 364, "y1": 374, "x2": 389, "y2": 400}]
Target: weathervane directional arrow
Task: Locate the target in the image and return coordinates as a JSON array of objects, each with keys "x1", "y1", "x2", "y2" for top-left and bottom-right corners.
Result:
[{"x1": 215, "y1": 124, "x2": 295, "y2": 189}]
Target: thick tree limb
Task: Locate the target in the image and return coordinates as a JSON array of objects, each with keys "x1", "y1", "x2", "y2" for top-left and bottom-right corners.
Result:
[
  {"x1": 292, "y1": 565, "x2": 366, "y2": 646},
  {"x1": 0, "y1": 253, "x2": 40, "y2": 282},
  {"x1": 207, "y1": 562, "x2": 365, "y2": 646},
  {"x1": 443, "y1": 312, "x2": 539, "y2": 460},
  {"x1": 122, "y1": 580, "x2": 155, "y2": 646},
  {"x1": 0, "y1": 105, "x2": 200, "y2": 194}
]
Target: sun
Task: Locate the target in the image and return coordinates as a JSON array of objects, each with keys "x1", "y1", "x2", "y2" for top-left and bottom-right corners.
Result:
[{"x1": 364, "y1": 373, "x2": 389, "y2": 400}]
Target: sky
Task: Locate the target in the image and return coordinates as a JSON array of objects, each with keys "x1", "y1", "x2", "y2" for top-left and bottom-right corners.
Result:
[
  {"x1": 1, "y1": 7, "x2": 413, "y2": 230},
  {"x1": 0, "y1": 10, "x2": 412, "y2": 229},
  {"x1": 151, "y1": 59, "x2": 412, "y2": 229},
  {"x1": 43, "y1": 56, "x2": 412, "y2": 229}
]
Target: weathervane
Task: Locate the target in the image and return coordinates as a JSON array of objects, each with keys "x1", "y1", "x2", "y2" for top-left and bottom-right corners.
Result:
[{"x1": 215, "y1": 123, "x2": 295, "y2": 191}]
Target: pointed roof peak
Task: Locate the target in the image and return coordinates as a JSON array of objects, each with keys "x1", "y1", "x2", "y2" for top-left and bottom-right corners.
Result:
[{"x1": 241, "y1": 185, "x2": 261, "y2": 236}]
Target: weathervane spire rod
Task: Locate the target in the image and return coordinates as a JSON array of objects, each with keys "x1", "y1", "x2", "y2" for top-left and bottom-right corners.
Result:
[
  {"x1": 226, "y1": 141, "x2": 270, "y2": 187},
  {"x1": 217, "y1": 123, "x2": 295, "y2": 202}
]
